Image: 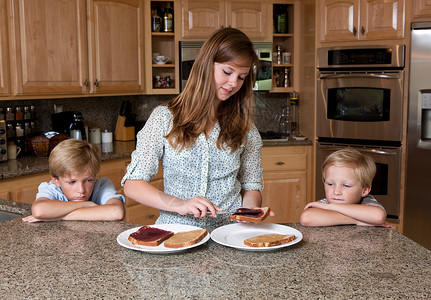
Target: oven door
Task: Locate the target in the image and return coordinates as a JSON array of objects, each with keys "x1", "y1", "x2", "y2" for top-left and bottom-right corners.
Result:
[
  {"x1": 317, "y1": 71, "x2": 403, "y2": 142},
  {"x1": 315, "y1": 142, "x2": 401, "y2": 220}
]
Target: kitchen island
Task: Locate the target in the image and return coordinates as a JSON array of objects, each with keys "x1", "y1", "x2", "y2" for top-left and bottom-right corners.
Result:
[{"x1": 1, "y1": 200, "x2": 430, "y2": 299}]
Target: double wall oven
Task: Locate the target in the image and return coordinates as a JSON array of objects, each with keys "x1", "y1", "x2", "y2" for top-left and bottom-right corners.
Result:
[{"x1": 316, "y1": 45, "x2": 405, "y2": 221}]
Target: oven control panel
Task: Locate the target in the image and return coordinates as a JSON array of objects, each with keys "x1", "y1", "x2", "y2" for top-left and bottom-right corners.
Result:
[{"x1": 0, "y1": 120, "x2": 7, "y2": 161}]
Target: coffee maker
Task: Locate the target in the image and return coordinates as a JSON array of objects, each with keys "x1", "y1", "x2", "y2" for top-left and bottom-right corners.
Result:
[{"x1": 51, "y1": 111, "x2": 86, "y2": 140}]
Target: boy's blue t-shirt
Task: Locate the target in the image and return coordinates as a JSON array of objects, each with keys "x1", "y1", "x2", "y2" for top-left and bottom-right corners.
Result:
[{"x1": 36, "y1": 177, "x2": 125, "y2": 205}]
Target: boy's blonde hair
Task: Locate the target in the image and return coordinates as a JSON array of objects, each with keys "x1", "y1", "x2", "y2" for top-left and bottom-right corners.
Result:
[
  {"x1": 322, "y1": 148, "x2": 376, "y2": 188},
  {"x1": 49, "y1": 139, "x2": 101, "y2": 178}
]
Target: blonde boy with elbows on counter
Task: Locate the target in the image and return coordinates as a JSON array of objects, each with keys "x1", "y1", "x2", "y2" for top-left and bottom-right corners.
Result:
[
  {"x1": 22, "y1": 139, "x2": 125, "y2": 223},
  {"x1": 300, "y1": 148, "x2": 390, "y2": 227}
]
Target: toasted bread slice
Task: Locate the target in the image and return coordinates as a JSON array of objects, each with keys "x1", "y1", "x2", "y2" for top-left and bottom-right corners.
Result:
[
  {"x1": 128, "y1": 226, "x2": 174, "y2": 246},
  {"x1": 244, "y1": 233, "x2": 296, "y2": 247},
  {"x1": 164, "y1": 229, "x2": 208, "y2": 248},
  {"x1": 229, "y1": 207, "x2": 270, "y2": 222}
]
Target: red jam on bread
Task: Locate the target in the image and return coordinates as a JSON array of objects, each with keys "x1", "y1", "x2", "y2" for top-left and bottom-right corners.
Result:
[
  {"x1": 128, "y1": 226, "x2": 174, "y2": 246},
  {"x1": 229, "y1": 207, "x2": 270, "y2": 222},
  {"x1": 231, "y1": 208, "x2": 264, "y2": 218}
]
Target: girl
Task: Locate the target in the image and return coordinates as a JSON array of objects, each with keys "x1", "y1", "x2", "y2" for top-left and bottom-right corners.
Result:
[{"x1": 122, "y1": 28, "x2": 266, "y2": 227}]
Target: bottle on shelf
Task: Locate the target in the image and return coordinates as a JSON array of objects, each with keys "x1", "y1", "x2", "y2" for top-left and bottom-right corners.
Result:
[
  {"x1": 152, "y1": 9, "x2": 162, "y2": 32},
  {"x1": 275, "y1": 45, "x2": 282, "y2": 65},
  {"x1": 289, "y1": 91, "x2": 299, "y2": 137},
  {"x1": 163, "y1": 3, "x2": 173, "y2": 32},
  {"x1": 276, "y1": 6, "x2": 287, "y2": 33}
]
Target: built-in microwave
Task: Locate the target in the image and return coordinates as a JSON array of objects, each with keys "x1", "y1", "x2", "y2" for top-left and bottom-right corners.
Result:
[{"x1": 179, "y1": 41, "x2": 272, "y2": 91}]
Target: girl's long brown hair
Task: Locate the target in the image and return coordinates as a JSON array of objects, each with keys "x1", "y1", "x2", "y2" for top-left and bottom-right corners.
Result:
[{"x1": 166, "y1": 27, "x2": 258, "y2": 152}]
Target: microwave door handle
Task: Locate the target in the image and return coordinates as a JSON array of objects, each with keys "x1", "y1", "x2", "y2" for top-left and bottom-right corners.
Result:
[
  {"x1": 319, "y1": 146, "x2": 397, "y2": 156},
  {"x1": 319, "y1": 73, "x2": 400, "y2": 80}
]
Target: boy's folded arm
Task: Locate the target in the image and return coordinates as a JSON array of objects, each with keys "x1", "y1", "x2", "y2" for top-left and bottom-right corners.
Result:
[
  {"x1": 322, "y1": 203, "x2": 387, "y2": 225},
  {"x1": 301, "y1": 202, "x2": 387, "y2": 226},
  {"x1": 31, "y1": 197, "x2": 97, "y2": 220},
  {"x1": 300, "y1": 207, "x2": 358, "y2": 226},
  {"x1": 61, "y1": 198, "x2": 125, "y2": 221}
]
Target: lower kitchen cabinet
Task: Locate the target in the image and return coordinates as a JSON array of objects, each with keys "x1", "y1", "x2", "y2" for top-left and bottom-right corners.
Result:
[
  {"x1": 0, "y1": 172, "x2": 52, "y2": 204},
  {"x1": 261, "y1": 145, "x2": 312, "y2": 223}
]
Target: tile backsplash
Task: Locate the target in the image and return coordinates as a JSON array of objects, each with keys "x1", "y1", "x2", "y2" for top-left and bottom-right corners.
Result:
[{"x1": 1, "y1": 92, "x2": 288, "y2": 136}]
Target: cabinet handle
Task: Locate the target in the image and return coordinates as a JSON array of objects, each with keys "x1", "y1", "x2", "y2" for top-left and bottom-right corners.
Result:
[
  {"x1": 361, "y1": 26, "x2": 365, "y2": 35},
  {"x1": 275, "y1": 161, "x2": 285, "y2": 166},
  {"x1": 94, "y1": 79, "x2": 99, "y2": 88},
  {"x1": 353, "y1": 27, "x2": 357, "y2": 36},
  {"x1": 83, "y1": 79, "x2": 88, "y2": 88}
]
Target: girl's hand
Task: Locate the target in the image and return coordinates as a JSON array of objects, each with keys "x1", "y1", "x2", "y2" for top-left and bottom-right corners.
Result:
[{"x1": 179, "y1": 196, "x2": 221, "y2": 218}]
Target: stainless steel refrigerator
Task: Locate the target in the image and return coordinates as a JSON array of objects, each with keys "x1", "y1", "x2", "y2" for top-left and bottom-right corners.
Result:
[{"x1": 404, "y1": 22, "x2": 431, "y2": 250}]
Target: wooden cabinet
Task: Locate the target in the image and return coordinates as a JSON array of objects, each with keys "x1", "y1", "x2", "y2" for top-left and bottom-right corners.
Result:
[
  {"x1": 0, "y1": 172, "x2": 51, "y2": 204},
  {"x1": 318, "y1": 0, "x2": 405, "y2": 42},
  {"x1": 412, "y1": 0, "x2": 431, "y2": 21},
  {"x1": 87, "y1": 0, "x2": 144, "y2": 94},
  {"x1": 145, "y1": 0, "x2": 179, "y2": 94},
  {"x1": 181, "y1": 0, "x2": 268, "y2": 40},
  {"x1": 271, "y1": 1, "x2": 299, "y2": 93},
  {"x1": 8, "y1": 0, "x2": 144, "y2": 96},
  {"x1": 261, "y1": 145, "x2": 312, "y2": 223},
  {"x1": 8, "y1": 0, "x2": 88, "y2": 95},
  {"x1": 0, "y1": 0, "x2": 10, "y2": 96}
]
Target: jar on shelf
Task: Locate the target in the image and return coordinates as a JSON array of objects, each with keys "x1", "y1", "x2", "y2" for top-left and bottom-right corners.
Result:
[
  {"x1": 154, "y1": 75, "x2": 162, "y2": 88},
  {"x1": 5, "y1": 107, "x2": 14, "y2": 121},
  {"x1": 15, "y1": 106, "x2": 24, "y2": 121},
  {"x1": 24, "y1": 106, "x2": 31, "y2": 120}
]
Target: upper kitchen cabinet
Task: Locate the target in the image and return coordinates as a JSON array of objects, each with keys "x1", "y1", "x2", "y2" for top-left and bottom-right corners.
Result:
[
  {"x1": 86, "y1": 0, "x2": 144, "y2": 94},
  {"x1": 145, "y1": 0, "x2": 179, "y2": 94},
  {"x1": 8, "y1": 0, "x2": 88, "y2": 95},
  {"x1": 318, "y1": 0, "x2": 405, "y2": 42},
  {"x1": 412, "y1": 0, "x2": 431, "y2": 21},
  {"x1": 271, "y1": 1, "x2": 299, "y2": 93},
  {"x1": 0, "y1": 0, "x2": 10, "y2": 96},
  {"x1": 181, "y1": 0, "x2": 268, "y2": 40},
  {"x1": 8, "y1": 0, "x2": 144, "y2": 97}
]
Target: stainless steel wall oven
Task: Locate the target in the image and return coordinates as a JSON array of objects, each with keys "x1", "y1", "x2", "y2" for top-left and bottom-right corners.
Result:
[{"x1": 315, "y1": 45, "x2": 405, "y2": 221}]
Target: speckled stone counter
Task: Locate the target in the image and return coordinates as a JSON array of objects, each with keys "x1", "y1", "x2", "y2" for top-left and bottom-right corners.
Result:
[
  {"x1": 0, "y1": 139, "x2": 312, "y2": 180},
  {"x1": 1, "y1": 199, "x2": 429, "y2": 299}
]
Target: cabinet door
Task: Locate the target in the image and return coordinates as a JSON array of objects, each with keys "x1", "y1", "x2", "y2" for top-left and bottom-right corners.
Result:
[
  {"x1": 413, "y1": 0, "x2": 431, "y2": 21},
  {"x1": 182, "y1": 0, "x2": 226, "y2": 39},
  {"x1": 319, "y1": 0, "x2": 359, "y2": 42},
  {"x1": 0, "y1": 0, "x2": 10, "y2": 96},
  {"x1": 9, "y1": 0, "x2": 88, "y2": 95},
  {"x1": 227, "y1": 1, "x2": 267, "y2": 39},
  {"x1": 261, "y1": 171, "x2": 307, "y2": 223},
  {"x1": 360, "y1": 0, "x2": 405, "y2": 40},
  {"x1": 87, "y1": 0, "x2": 144, "y2": 94}
]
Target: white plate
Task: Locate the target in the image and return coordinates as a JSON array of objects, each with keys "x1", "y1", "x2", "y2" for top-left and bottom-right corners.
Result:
[
  {"x1": 210, "y1": 223, "x2": 302, "y2": 251},
  {"x1": 117, "y1": 224, "x2": 210, "y2": 254}
]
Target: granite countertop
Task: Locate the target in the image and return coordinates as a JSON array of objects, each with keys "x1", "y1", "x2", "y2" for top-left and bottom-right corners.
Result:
[
  {"x1": 0, "y1": 139, "x2": 312, "y2": 180},
  {"x1": 1, "y1": 199, "x2": 430, "y2": 299}
]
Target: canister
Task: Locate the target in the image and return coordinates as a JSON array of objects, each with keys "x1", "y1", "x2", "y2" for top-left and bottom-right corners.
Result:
[{"x1": 89, "y1": 127, "x2": 101, "y2": 144}]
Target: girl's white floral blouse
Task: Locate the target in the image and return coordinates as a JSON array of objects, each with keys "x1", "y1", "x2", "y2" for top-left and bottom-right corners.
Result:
[{"x1": 122, "y1": 105, "x2": 263, "y2": 227}]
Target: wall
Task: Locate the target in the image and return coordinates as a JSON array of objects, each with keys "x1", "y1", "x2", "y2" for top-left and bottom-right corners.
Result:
[{"x1": 0, "y1": 92, "x2": 289, "y2": 136}]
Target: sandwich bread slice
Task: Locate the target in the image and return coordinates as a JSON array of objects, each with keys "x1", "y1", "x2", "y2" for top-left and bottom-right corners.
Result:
[
  {"x1": 229, "y1": 207, "x2": 270, "y2": 222},
  {"x1": 164, "y1": 229, "x2": 208, "y2": 248},
  {"x1": 244, "y1": 233, "x2": 296, "y2": 247},
  {"x1": 128, "y1": 226, "x2": 174, "y2": 246}
]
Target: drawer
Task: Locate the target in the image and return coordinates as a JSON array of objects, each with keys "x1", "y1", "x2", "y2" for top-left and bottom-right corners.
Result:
[{"x1": 262, "y1": 146, "x2": 308, "y2": 172}]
